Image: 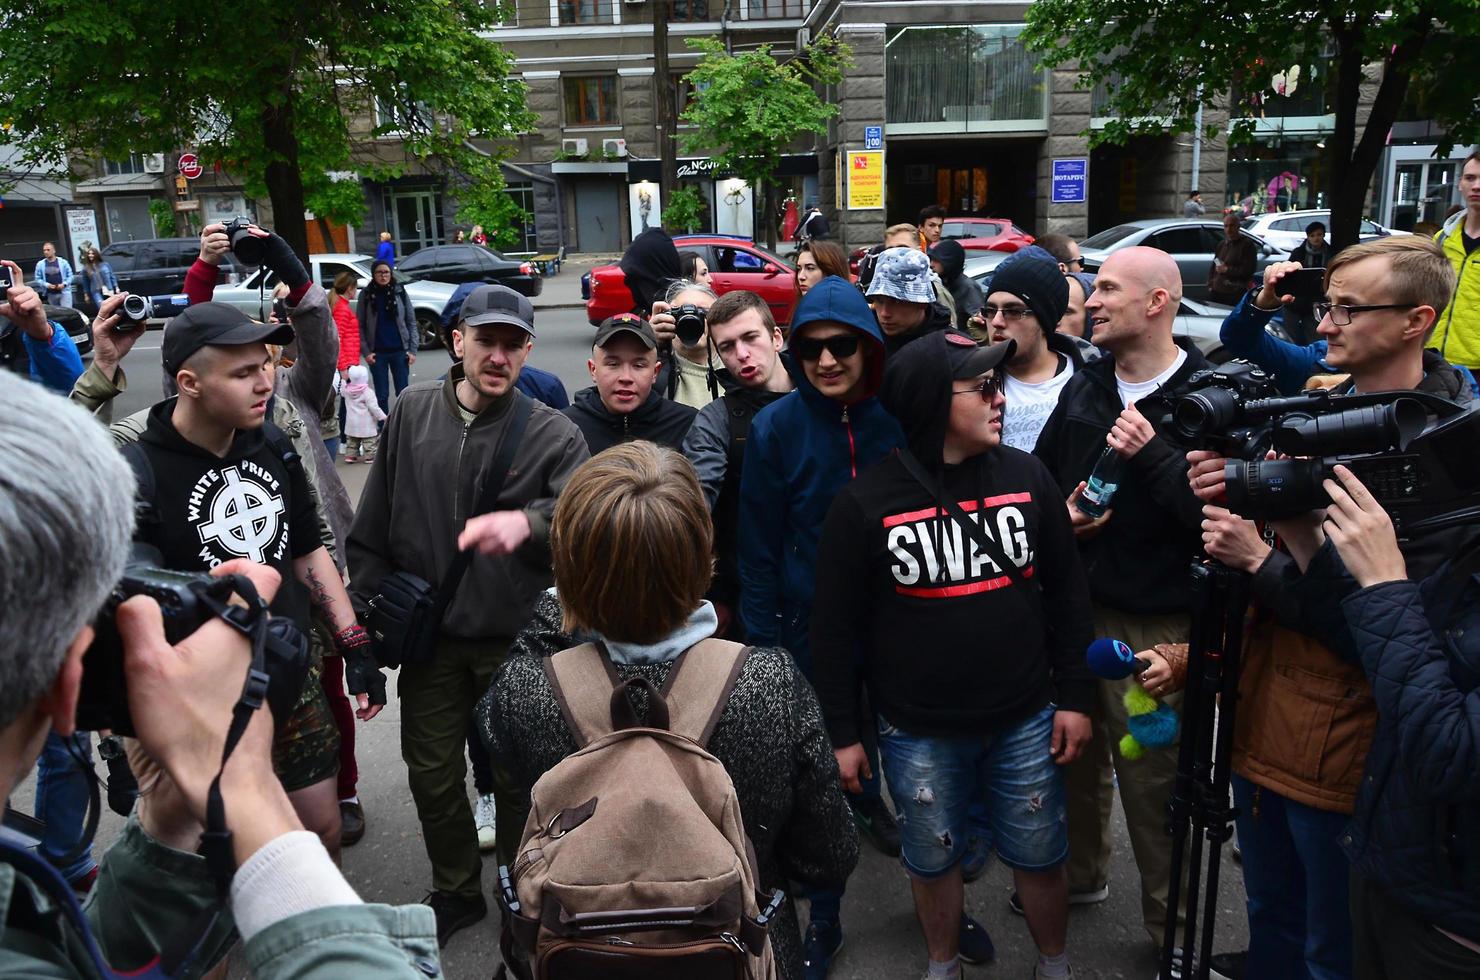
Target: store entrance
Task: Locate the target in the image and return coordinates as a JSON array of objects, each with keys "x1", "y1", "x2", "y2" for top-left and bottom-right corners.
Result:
[{"x1": 886, "y1": 138, "x2": 1041, "y2": 234}]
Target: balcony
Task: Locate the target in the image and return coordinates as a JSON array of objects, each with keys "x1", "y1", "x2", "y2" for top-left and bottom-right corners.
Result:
[{"x1": 886, "y1": 26, "x2": 1048, "y2": 135}]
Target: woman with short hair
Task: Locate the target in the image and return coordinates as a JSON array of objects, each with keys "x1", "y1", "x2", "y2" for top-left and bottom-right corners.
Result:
[{"x1": 479, "y1": 442, "x2": 858, "y2": 980}]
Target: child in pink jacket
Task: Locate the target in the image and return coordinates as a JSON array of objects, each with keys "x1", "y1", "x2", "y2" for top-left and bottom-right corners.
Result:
[{"x1": 342, "y1": 364, "x2": 387, "y2": 462}]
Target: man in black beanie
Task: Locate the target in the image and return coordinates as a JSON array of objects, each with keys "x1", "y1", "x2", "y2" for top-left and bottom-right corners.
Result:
[{"x1": 974, "y1": 253, "x2": 1083, "y2": 452}]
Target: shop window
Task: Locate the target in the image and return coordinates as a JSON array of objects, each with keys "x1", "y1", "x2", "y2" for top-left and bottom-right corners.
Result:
[
  {"x1": 886, "y1": 26, "x2": 1047, "y2": 132},
  {"x1": 559, "y1": 0, "x2": 613, "y2": 24},
  {"x1": 563, "y1": 76, "x2": 619, "y2": 127},
  {"x1": 1232, "y1": 59, "x2": 1334, "y2": 120},
  {"x1": 673, "y1": 0, "x2": 711, "y2": 19}
]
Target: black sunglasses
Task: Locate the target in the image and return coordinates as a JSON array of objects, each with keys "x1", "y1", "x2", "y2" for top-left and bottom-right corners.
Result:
[
  {"x1": 952, "y1": 373, "x2": 1003, "y2": 401},
  {"x1": 791, "y1": 334, "x2": 861, "y2": 362}
]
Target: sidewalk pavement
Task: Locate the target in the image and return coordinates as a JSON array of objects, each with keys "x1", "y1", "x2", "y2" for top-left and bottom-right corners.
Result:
[{"x1": 533, "y1": 253, "x2": 618, "y2": 312}]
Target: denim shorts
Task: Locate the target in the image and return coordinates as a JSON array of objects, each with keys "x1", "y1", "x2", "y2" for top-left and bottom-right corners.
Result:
[{"x1": 876, "y1": 704, "x2": 1068, "y2": 878}]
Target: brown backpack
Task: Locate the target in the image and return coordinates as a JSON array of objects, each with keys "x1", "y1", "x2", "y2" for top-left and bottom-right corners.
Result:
[{"x1": 497, "y1": 639, "x2": 784, "y2": 980}]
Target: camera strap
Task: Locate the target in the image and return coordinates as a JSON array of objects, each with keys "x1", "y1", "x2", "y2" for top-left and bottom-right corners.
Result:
[{"x1": 896, "y1": 448, "x2": 1033, "y2": 594}]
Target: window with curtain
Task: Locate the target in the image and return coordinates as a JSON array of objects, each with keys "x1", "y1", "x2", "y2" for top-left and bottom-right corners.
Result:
[
  {"x1": 673, "y1": 0, "x2": 710, "y2": 19},
  {"x1": 564, "y1": 76, "x2": 619, "y2": 126},
  {"x1": 886, "y1": 25, "x2": 1046, "y2": 129},
  {"x1": 559, "y1": 0, "x2": 614, "y2": 25}
]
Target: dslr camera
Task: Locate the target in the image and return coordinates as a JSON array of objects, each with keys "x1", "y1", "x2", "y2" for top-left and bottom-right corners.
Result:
[
  {"x1": 672, "y1": 303, "x2": 708, "y2": 347},
  {"x1": 117, "y1": 293, "x2": 191, "y2": 327},
  {"x1": 222, "y1": 216, "x2": 266, "y2": 266},
  {"x1": 77, "y1": 545, "x2": 311, "y2": 737},
  {"x1": 1145, "y1": 363, "x2": 1480, "y2": 533}
]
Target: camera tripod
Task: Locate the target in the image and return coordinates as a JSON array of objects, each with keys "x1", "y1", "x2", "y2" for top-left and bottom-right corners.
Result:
[{"x1": 1159, "y1": 560, "x2": 1250, "y2": 980}]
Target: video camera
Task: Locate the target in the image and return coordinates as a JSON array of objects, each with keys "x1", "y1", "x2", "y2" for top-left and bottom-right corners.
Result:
[
  {"x1": 117, "y1": 293, "x2": 190, "y2": 327},
  {"x1": 77, "y1": 545, "x2": 310, "y2": 737},
  {"x1": 1144, "y1": 362, "x2": 1480, "y2": 533}
]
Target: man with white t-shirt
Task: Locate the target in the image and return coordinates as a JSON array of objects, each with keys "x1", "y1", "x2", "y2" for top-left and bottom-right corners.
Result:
[
  {"x1": 1032, "y1": 246, "x2": 1208, "y2": 954},
  {"x1": 970, "y1": 253, "x2": 1083, "y2": 451}
]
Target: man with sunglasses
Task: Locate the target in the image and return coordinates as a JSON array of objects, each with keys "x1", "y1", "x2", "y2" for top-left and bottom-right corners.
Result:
[
  {"x1": 968, "y1": 252, "x2": 1083, "y2": 452},
  {"x1": 812, "y1": 330, "x2": 1094, "y2": 980},
  {"x1": 738, "y1": 275, "x2": 911, "y2": 978}
]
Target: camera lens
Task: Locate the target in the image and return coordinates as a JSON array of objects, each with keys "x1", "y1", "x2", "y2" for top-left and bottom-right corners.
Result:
[
  {"x1": 1224, "y1": 458, "x2": 1328, "y2": 519},
  {"x1": 1273, "y1": 400, "x2": 1428, "y2": 457},
  {"x1": 1174, "y1": 388, "x2": 1241, "y2": 440},
  {"x1": 120, "y1": 294, "x2": 151, "y2": 322},
  {"x1": 675, "y1": 305, "x2": 707, "y2": 346},
  {"x1": 229, "y1": 224, "x2": 266, "y2": 266}
]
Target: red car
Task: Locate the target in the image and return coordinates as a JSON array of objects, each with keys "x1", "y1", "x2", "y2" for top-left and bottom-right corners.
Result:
[
  {"x1": 583, "y1": 236, "x2": 796, "y2": 327},
  {"x1": 847, "y1": 216, "x2": 1035, "y2": 275}
]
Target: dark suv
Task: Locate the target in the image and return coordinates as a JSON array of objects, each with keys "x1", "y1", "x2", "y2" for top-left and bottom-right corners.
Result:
[{"x1": 100, "y1": 238, "x2": 240, "y2": 297}]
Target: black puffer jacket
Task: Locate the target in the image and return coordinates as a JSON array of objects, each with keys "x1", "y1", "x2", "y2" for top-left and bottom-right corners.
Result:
[
  {"x1": 1288, "y1": 540, "x2": 1480, "y2": 942},
  {"x1": 480, "y1": 590, "x2": 860, "y2": 980},
  {"x1": 563, "y1": 385, "x2": 696, "y2": 455}
]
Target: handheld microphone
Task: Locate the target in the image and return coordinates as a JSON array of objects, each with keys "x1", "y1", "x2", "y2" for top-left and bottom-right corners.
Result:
[{"x1": 1086, "y1": 637, "x2": 1149, "y2": 680}]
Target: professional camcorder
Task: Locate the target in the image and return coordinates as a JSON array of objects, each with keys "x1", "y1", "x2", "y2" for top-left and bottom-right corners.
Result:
[
  {"x1": 77, "y1": 545, "x2": 310, "y2": 737},
  {"x1": 1144, "y1": 362, "x2": 1480, "y2": 532}
]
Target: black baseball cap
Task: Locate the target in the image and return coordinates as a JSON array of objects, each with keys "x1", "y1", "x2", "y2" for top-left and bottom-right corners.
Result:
[
  {"x1": 942, "y1": 329, "x2": 1015, "y2": 378},
  {"x1": 161, "y1": 302, "x2": 295, "y2": 375},
  {"x1": 458, "y1": 284, "x2": 535, "y2": 337},
  {"x1": 593, "y1": 313, "x2": 657, "y2": 350}
]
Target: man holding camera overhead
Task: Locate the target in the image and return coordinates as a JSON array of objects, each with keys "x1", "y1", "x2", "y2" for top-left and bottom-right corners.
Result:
[
  {"x1": 0, "y1": 373, "x2": 438, "y2": 977},
  {"x1": 1174, "y1": 235, "x2": 1475, "y2": 979}
]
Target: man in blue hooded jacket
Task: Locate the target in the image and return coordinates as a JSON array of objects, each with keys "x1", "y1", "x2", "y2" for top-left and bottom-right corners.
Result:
[{"x1": 737, "y1": 275, "x2": 903, "y2": 976}]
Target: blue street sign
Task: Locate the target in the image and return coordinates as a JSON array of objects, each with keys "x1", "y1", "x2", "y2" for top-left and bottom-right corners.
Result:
[
  {"x1": 1051, "y1": 158, "x2": 1088, "y2": 204},
  {"x1": 864, "y1": 126, "x2": 883, "y2": 151}
]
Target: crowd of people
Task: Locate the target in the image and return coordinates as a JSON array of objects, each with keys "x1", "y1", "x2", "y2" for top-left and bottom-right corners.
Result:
[{"x1": 2, "y1": 147, "x2": 1479, "y2": 980}]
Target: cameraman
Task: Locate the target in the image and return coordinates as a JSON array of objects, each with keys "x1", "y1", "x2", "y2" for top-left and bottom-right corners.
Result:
[{"x1": 0, "y1": 374, "x2": 438, "y2": 976}]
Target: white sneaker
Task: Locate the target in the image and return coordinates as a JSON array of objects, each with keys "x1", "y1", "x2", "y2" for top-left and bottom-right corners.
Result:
[{"x1": 475, "y1": 793, "x2": 497, "y2": 852}]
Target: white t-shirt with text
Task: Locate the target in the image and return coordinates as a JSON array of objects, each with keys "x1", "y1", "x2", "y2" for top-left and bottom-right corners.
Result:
[{"x1": 1002, "y1": 355, "x2": 1075, "y2": 452}]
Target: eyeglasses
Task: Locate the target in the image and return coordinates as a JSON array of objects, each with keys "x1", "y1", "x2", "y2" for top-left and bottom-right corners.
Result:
[
  {"x1": 952, "y1": 374, "x2": 1003, "y2": 401},
  {"x1": 1314, "y1": 302, "x2": 1417, "y2": 326},
  {"x1": 1068, "y1": 256, "x2": 1084, "y2": 267},
  {"x1": 981, "y1": 304, "x2": 1035, "y2": 321},
  {"x1": 791, "y1": 334, "x2": 860, "y2": 362}
]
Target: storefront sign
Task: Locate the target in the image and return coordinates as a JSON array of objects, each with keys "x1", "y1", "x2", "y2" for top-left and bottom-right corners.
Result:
[
  {"x1": 64, "y1": 208, "x2": 100, "y2": 267},
  {"x1": 847, "y1": 151, "x2": 884, "y2": 210},
  {"x1": 676, "y1": 159, "x2": 717, "y2": 180},
  {"x1": 1051, "y1": 158, "x2": 1087, "y2": 204}
]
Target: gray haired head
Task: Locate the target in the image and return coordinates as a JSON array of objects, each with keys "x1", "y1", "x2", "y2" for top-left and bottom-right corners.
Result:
[
  {"x1": 663, "y1": 278, "x2": 718, "y2": 305},
  {"x1": 0, "y1": 373, "x2": 136, "y2": 729}
]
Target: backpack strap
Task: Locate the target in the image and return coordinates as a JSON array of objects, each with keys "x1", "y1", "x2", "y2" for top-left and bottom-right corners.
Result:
[
  {"x1": 544, "y1": 643, "x2": 622, "y2": 747},
  {"x1": 660, "y1": 638, "x2": 750, "y2": 748}
]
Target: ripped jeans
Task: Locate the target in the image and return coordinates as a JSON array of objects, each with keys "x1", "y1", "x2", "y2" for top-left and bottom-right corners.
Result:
[{"x1": 877, "y1": 704, "x2": 1067, "y2": 878}]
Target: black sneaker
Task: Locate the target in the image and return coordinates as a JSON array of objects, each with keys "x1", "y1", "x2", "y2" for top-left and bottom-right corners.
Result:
[
  {"x1": 957, "y1": 913, "x2": 995, "y2": 964},
  {"x1": 850, "y1": 795, "x2": 902, "y2": 857},
  {"x1": 424, "y1": 890, "x2": 487, "y2": 947},
  {"x1": 1207, "y1": 950, "x2": 1246, "y2": 980},
  {"x1": 803, "y1": 918, "x2": 843, "y2": 979}
]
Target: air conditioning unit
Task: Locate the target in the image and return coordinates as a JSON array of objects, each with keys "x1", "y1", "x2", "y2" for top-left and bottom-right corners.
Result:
[
  {"x1": 562, "y1": 137, "x2": 590, "y2": 156},
  {"x1": 603, "y1": 138, "x2": 628, "y2": 158},
  {"x1": 142, "y1": 153, "x2": 166, "y2": 174}
]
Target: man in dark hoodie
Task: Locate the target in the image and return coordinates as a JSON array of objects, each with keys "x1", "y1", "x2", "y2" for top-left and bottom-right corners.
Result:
[
  {"x1": 564, "y1": 313, "x2": 696, "y2": 454},
  {"x1": 1032, "y1": 246, "x2": 1209, "y2": 949},
  {"x1": 813, "y1": 330, "x2": 1095, "y2": 980},
  {"x1": 867, "y1": 246, "x2": 954, "y2": 354},
  {"x1": 738, "y1": 275, "x2": 911, "y2": 978},
  {"x1": 928, "y1": 239, "x2": 984, "y2": 329}
]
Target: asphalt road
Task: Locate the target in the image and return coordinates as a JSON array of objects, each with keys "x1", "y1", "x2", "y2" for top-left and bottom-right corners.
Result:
[{"x1": 39, "y1": 305, "x2": 1249, "y2": 978}]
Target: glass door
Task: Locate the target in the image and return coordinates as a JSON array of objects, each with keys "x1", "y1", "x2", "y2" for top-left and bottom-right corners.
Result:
[{"x1": 388, "y1": 190, "x2": 443, "y2": 256}]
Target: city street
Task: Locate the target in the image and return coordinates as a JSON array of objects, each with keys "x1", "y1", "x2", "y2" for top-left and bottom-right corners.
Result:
[{"x1": 37, "y1": 287, "x2": 1249, "y2": 979}]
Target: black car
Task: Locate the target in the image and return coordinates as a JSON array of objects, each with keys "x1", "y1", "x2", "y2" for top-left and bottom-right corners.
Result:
[
  {"x1": 395, "y1": 244, "x2": 543, "y2": 297},
  {"x1": 0, "y1": 304, "x2": 92, "y2": 374},
  {"x1": 46, "y1": 305, "x2": 93, "y2": 356},
  {"x1": 100, "y1": 238, "x2": 240, "y2": 299}
]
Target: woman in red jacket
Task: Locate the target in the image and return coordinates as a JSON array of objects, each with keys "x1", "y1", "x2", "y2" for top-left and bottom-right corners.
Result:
[{"x1": 333, "y1": 270, "x2": 361, "y2": 372}]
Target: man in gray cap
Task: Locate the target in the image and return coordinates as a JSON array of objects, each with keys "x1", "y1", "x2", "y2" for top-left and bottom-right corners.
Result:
[
  {"x1": 975, "y1": 253, "x2": 1085, "y2": 452},
  {"x1": 866, "y1": 246, "x2": 954, "y2": 354},
  {"x1": 347, "y1": 283, "x2": 589, "y2": 946}
]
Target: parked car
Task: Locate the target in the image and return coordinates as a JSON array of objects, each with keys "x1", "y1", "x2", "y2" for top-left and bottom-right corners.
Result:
[
  {"x1": 1078, "y1": 219, "x2": 1287, "y2": 303},
  {"x1": 1240, "y1": 209, "x2": 1409, "y2": 251},
  {"x1": 964, "y1": 251, "x2": 1017, "y2": 288},
  {"x1": 394, "y1": 244, "x2": 542, "y2": 298},
  {"x1": 583, "y1": 235, "x2": 796, "y2": 327},
  {"x1": 100, "y1": 237, "x2": 242, "y2": 299},
  {"x1": 212, "y1": 253, "x2": 459, "y2": 349},
  {"x1": 848, "y1": 217, "x2": 1035, "y2": 276}
]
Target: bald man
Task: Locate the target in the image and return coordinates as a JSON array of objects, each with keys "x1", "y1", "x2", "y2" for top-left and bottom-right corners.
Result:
[{"x1": 1031, "y1": 247, "x2": 1208, "y2": 949}]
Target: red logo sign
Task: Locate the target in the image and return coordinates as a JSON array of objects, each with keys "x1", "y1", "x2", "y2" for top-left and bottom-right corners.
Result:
[{"x1": 179, "y1": 153, "x2": 203, "y2": 180}]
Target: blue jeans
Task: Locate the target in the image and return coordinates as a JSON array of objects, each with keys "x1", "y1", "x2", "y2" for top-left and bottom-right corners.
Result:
[
  {"x1": 369, "y1": 350, "x2": 410, "y2": 416},
  {"x1": 878, "y1": 705, "x2": 1067, "y2": 877},
  {"x1": 323, "y1": 437, "x2": 340, "y2": 461},
  {"x1": 34, "y1": 731, "x2": 97, "y2": 883},
  {"x1": 1231, "y1": 773, "x2": 1354, "y2": 980}
]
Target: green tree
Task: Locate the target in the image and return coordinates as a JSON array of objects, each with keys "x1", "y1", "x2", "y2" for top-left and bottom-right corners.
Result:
[
  {"x1": 0, "y1": 0, "x2": 535, "y2": 260},
  {"x1": 452, "y1": 156, "x2": 533, "y2": 253},
  {"x1": 663, "y1": 186, "x2": 708, "y2": 235},
  {"x1": 681, "y1": 36, "x2": 852, "y2": 250},
  {"x1": 1023, "y1": 0, "x2": 1480, "y2": 247}
]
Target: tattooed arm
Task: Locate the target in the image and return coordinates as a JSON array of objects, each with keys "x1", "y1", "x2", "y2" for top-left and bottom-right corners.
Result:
[{"x1": 295, "y1": 547, "x2": 385, "y2": 720}]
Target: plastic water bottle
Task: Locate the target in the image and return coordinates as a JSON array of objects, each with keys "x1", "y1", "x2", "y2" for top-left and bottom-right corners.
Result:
[{"x1": 1077, "y1": 446, "x2": 1126, "y2": 518}]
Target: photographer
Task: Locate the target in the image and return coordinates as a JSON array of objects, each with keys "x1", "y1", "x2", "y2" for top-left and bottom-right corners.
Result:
[
  {"x1": 648, "y1": 279, "x2": 735, "y2": 409},
  {"x1": 1, "y1": 259, "x2": 83, "y2": 392},
  {"x1": 0, "y1": 374, "x2": 438, "y2": 976}
]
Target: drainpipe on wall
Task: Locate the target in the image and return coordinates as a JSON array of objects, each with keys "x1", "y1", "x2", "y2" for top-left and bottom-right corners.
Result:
[{"x1": 1190, "y1": 88, "x2": 1205, "y2": 194}]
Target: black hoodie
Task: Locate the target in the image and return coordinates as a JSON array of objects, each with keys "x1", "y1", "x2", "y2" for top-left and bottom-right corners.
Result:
[
  {"x1": 881, "y1": 301, "x2": 954, "y2": 356},
  {"x1": 809, "y1": 333, "x2": 1096, "y2": 744},
  {"x1": 929, "y1": 239, "x2": 985, "y2": 326},
  {"x1": 564, "y1": 384, "x2": 697, "y2": 456},
  {"x1": 132, "y1": 399, "x2": 320, "y2": 624},
  {"x1": 619, "y1": 228, "x2": 681, "y2": 316}
]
